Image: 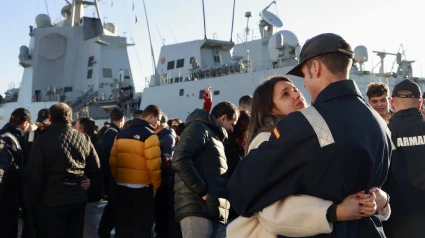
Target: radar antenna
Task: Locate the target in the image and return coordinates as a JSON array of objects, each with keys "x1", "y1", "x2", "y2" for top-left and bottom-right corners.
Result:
[
  {"x1": 245, "y1": 12, "x2": 251, "y2": 42},
  {"x1": 259, "y1": 1, "x2": 282, "y2": 39}
]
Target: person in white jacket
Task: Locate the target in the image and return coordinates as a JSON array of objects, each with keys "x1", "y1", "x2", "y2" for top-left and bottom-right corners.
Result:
[{"x1": 227, "y1": 75, "x2": 391, "y2": 238}]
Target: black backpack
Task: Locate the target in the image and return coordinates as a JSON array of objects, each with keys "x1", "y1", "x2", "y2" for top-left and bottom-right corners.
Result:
[{"x1": 0, "y1": 132, "x2": 23, "y2": 197}]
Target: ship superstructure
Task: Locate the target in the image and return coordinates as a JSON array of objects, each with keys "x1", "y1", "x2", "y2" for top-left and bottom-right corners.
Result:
[
  {"x1": 0, "y1": 0, "x2": 139, "y2": 127},
  {"x1": 140, "y1": 1, "x2": 424, "y2": 120}
]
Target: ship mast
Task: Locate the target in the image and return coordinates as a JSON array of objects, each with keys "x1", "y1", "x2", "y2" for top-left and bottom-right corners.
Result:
[
  {"x1": 142, "y1": 0, "x2": 158, "y2": 75},
  {"x1": 70, "y1": 0, "x2": 104, "y2": 33}
]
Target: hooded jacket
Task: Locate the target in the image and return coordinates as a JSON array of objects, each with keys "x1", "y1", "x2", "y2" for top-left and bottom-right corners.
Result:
[{"x1": 172, "y1": 109, "x2": 229, "y2": 224}]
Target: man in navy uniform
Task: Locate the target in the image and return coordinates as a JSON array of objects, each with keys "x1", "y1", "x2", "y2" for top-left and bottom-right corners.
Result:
[
  {"x1": 383, "y1": 79, "x2": 425, "y2": 237},
  {"x1": 228, "y1": 33, "x2": 392, "y2": 238}
]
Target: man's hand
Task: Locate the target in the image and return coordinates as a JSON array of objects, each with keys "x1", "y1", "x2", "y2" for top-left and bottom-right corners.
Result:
[
  {"x1": 202, "y1": 194, "x2": 208, "y2": 201},
  {"x1": 336, "y1": 191, "x2": 377, "y2": 221},
  {"x1": 81, "y1": 179, "x2": 90, "y2": 190},
  {"x1": 166, "y1": 156, "x2": 172, "y2": 167},
  {"x1": 369, "y1": 187, "x2": 388, "y2": 210}
]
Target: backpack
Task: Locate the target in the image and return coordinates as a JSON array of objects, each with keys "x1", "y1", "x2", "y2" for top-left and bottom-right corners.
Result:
[{"x1": 0, "y1": 132, "x2": 23, "y2": 197}]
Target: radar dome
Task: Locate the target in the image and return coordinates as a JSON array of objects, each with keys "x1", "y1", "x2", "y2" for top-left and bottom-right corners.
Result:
[
  {"x1": 35, "y1": 14, "x2": 51, "y2": 28},
  {"x1": 268, "y1": 30, "x2": 299, "y2": 61},
  {"x1": 19, "y1": 46, "x2": 29, "y2": 61},
  {"x1": 354, "y1": 45, "x2": 368, "y2": 63},
  {"x1": 61, "y1": 5, "x2": 72, "y2": 19},
  {"x1": 105, "y1": 23, "x2": 118, "y2": 35}
]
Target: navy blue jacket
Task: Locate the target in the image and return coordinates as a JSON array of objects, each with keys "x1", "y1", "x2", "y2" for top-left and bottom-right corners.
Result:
[
  {"x1": 0, "y1": 123, "x2": 25, "y2": 198},
  {"x1": 383, "y1": 108, "x2": 425, "y2": 237},
  {"x1": 101, "y1": 122, "x2": 120, "y2": 200},
  {"x1": 157, "y1": 127, "x2": 176, "y2": 185},
  {"x1": 228, "y1": 80, "x2": 392, "y2": 238}
]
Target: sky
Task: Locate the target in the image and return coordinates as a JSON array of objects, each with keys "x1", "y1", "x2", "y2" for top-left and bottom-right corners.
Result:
[{"x1": 0, "y1": 0, "x2": 423, "y2": 96}]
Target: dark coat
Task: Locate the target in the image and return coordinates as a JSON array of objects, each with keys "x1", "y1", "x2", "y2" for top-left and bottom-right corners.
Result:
[
  {"x1": 0, "y1": 123, "x2": 25, "y2": 198},
  {"x1": 157, "y1": 127, "x2": 176, "y2": 185},
  {"x1": 172, "y1": 109, "x2": 230, "y2": 224},
  {"x1": 100, "y1": 122, "x2": 120, "y2": 200},
  {"x1": 228, "y1": 80, "x2": 392, "y2": 238},
  {"x1": 383, "y1": 108, "x2": 425, "y2": 238},
  {"x1": 25, "y1": 122, "x2": 100, "y2": 206}
]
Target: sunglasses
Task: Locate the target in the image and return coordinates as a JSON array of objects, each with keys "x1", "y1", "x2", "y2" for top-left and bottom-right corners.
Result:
[{"x1": 393, "y1": 93, "x2": 418, "y2": 98}]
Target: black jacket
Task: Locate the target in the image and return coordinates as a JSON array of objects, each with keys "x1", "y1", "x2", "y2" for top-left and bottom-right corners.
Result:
[
  {"x1": 87, "y1": 134, "x2": 102, "y2": 202},
  {"x1": 383, "y1": 108, "x2": 425, "y2": 237},
  {"x1": 228, "y1": 80, "x2": 392, "y2": 238},
  {"x1": 172, "y1": 109, "x2": 229, "y2": 224},
  {"x1": 23, "y1": 128, "x2": 48, "y2": 181},
  {"x1": 224, "y1": 141, "x2": 243, "y2": 220},
  {"x1": 0, "y1": 123, "x2": 25, "y2": 198},
  {"x1": 158, "y1": 127, "x2": 176, "y2": 185},
  {"x1": 25, "y1": 122, "x2": 100, "y2": 206},
  {"x1": 101, "y1": 122, "x2": 120, "y2": 200}
]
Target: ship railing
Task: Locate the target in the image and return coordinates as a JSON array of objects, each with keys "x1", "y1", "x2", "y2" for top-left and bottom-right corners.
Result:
[
  {"x1": 153, "y1": 59, "x2": 272, "y2": 87},
  {"x1": 236, "y1": 30, "x2": 262, "y2": 44}
]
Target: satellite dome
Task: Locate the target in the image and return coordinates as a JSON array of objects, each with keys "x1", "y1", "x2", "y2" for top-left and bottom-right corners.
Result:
[
  {"x1": 35, "y1": 14, "x2": 51, "y2": 28},
  {"x1": 354, "y1": 45, "x2": 368, "y2": 63},
  {"x1": 105, "y1": 23, "x2": 118, "y2": 35},
  {"x1": 268, "y1": 30, "x2": 299, "y2": 61}
]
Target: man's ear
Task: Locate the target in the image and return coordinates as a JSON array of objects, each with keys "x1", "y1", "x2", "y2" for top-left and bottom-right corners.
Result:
[
  {"x1": 218, "y1": 115, "x2": 228, "y2": 122},
  {"x1": 390, "y1": 98, "x2": 396, "y2": 112}
]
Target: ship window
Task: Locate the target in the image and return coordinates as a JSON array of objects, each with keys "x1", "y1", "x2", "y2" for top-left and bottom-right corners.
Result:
[
  {"x1": 120, "y1": 69, "x2": 131, "y2": 80},
  {"x1": 176, "y1": 59, "x2": 184, "y2": 68},
  {"x1": 199, "y1": 90, "x2": 204, "y2": 99},
  {"x1": 64, "y1": 87, "x2": 73, "y2": 92},
  {"x1": 167, "y1": 61, "x2": 175, "y2": 70},
  {"x1": 88, "y1": 56, "x2": 95, "y2": 67},
  {"x1": 175, "y1": 77, "x2": 183, "y2": 83},
  {"x1": 179, "y1": 89, "x2": 184, "y2": 96},
  {"x1": 103, "y1": 68, "x2": 112, "y2": 78},
  {"x1": 190, "y1": 57, "x2": 194, "y2": 63},
  {"x1": 213, "y1": 90, "x2": 220, "y2": 95},
  {"x1": 87, "y1": 69, "x2": 93, "y2": 79},
  {"x1": 170, "y1": 78, "x2": 173, "y2": 84},
  {"x1": 35, "y1": 90, "x2": 41, "y2": 102},
  {"x1": 214, "y1": 56, "x2": 220, "y2": 63},
  {"x1": 124, "y1": 69, "x2": 131, "y2": 79}
]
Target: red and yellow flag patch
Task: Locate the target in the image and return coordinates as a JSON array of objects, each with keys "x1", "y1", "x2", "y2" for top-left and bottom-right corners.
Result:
[{"x1": 273, "y1": 127, "x2": 281, "y2": 139}]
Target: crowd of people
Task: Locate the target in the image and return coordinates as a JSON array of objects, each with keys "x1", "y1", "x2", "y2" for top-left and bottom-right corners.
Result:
[{"x1": 0, "y1": 33, "x2": 424, "y2": 238}]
